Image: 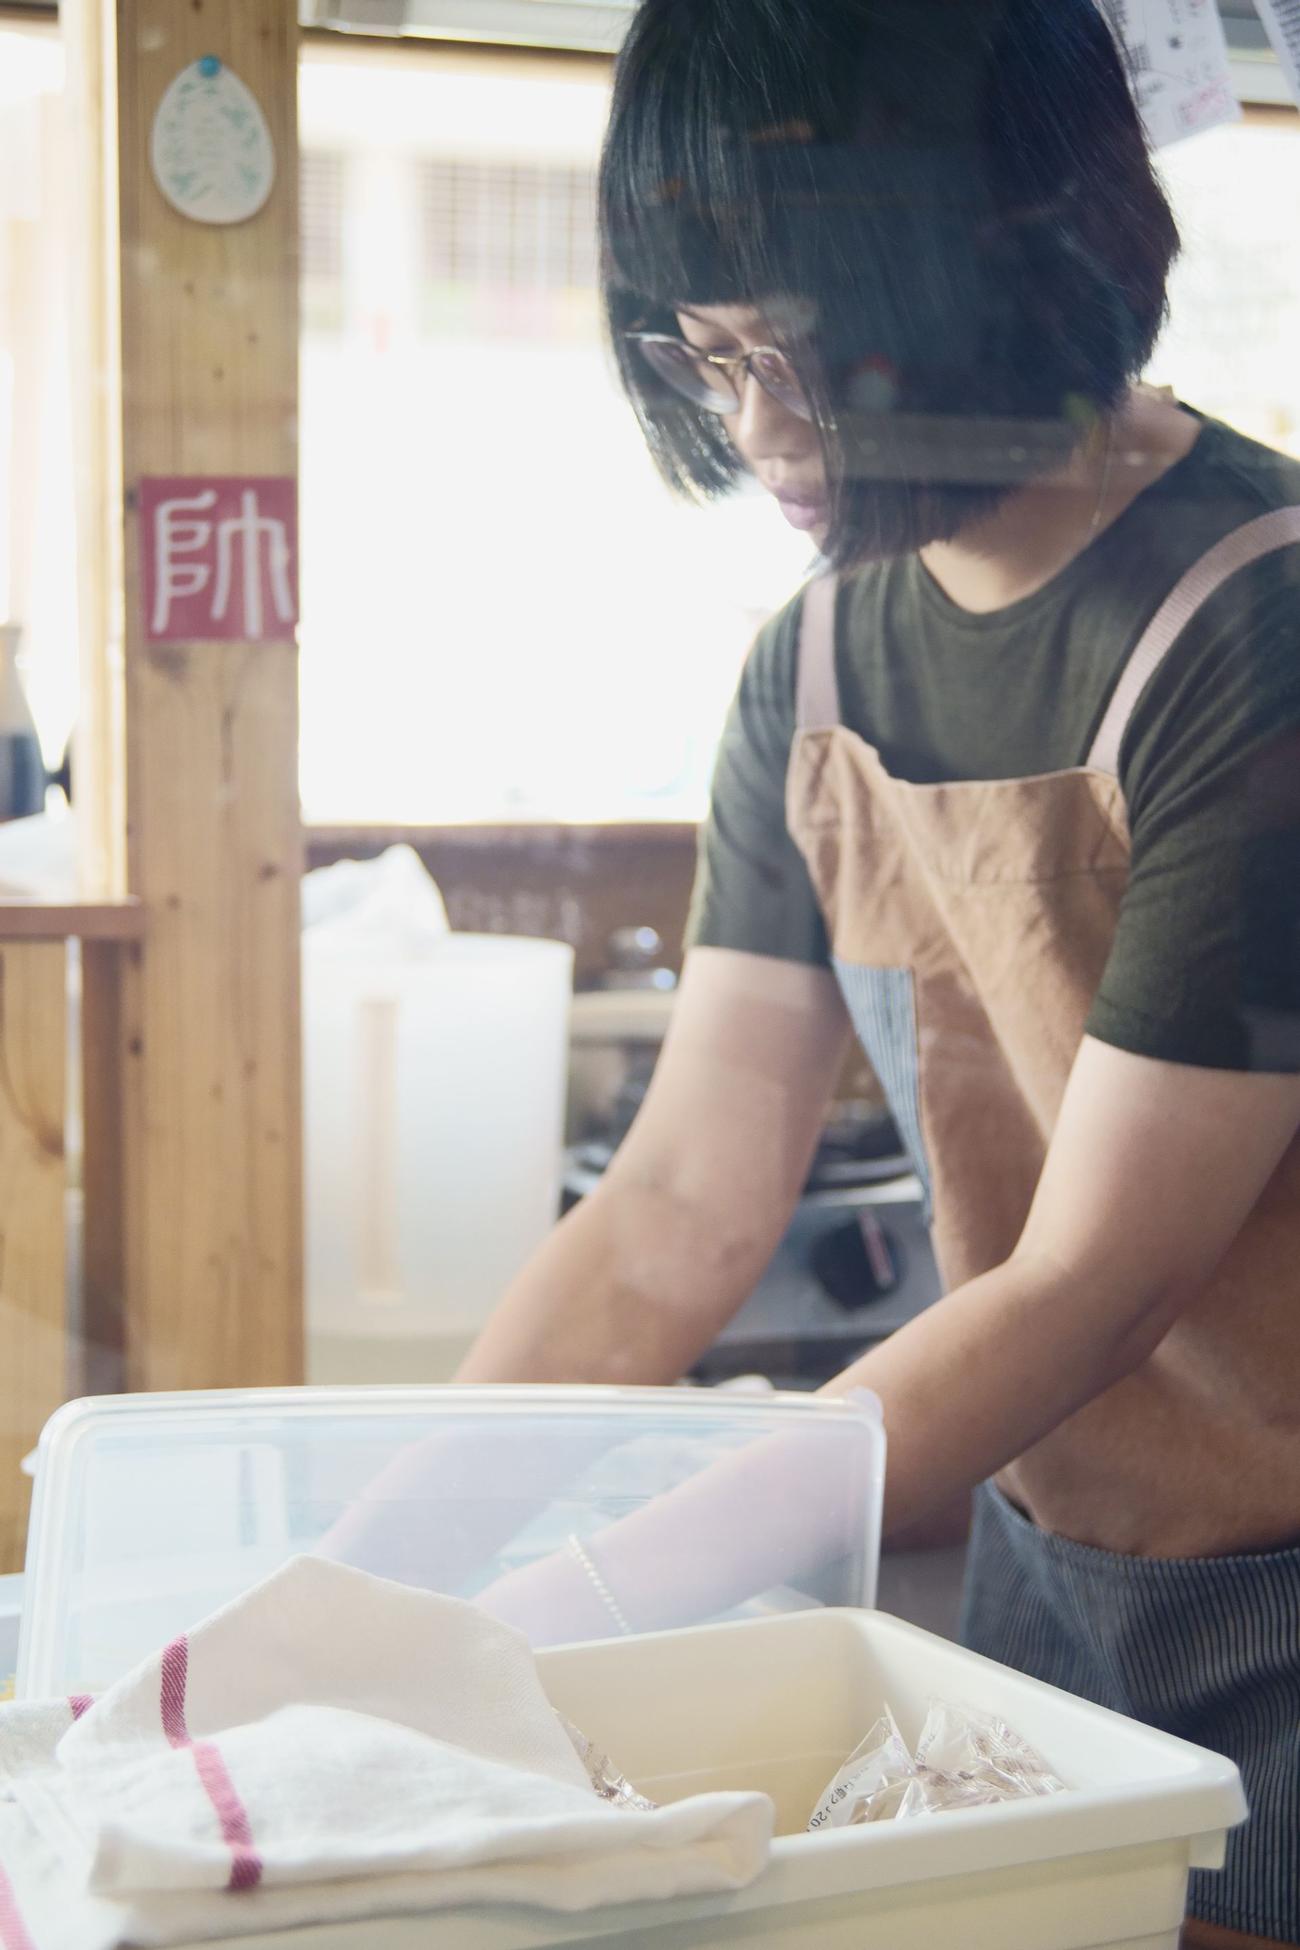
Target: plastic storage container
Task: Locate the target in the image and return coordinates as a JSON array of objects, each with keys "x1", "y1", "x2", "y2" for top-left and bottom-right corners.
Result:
[
  {"x1": 16, "y1": 1389, "x2": 1245, "y2": 1950},
  {"x1": 162, "y1": 1609, "x2": 1245, "y2": 1950},
  {"x1": 304, "y1": 853, "x2": 573, "y2": 1344},
  {"x1": 529, "y1": 1610, "x2": 1246, "y2": 1950},
  {"x1": 16, "y1": 1385, "x2": 886, "y2": 1699}
]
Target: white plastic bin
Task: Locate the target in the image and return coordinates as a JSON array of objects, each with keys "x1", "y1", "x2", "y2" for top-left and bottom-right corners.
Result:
[
  {"x1": 304, "y1": 849, "x2": 573, "y2": 1343},
  {"x1": 531, "y1": 1610, "x2": 1245, "y2": 1949},
  {"x1": 164, "y1": 1608, "x2": 1245, "y2": 1950}
]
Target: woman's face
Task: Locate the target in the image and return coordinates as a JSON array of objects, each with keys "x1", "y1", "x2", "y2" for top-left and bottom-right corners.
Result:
[
  {"x1": 672, "y1": 298, "x2": 1019, "y2": 562},
  {"x1": 675, "y1": 303, "x2": 830, "y2": 538}
]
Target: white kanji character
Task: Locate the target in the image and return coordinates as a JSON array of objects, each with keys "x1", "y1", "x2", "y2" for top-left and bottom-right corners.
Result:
[
  {"x1": 211, "y1": 489, "x2": 295, "y2": 641},
  {"x1": 151, "y1": 490, "x2": 218, "y2": 634}
]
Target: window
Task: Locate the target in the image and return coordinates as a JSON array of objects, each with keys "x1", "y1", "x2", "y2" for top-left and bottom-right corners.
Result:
[
  {"x1": 421, "y1": 158, "x2": 598, "y2": 295},
  {"x1": 301, "y1": 150, "x2": 346, "y2": 277},
  {"x1": 296, "y1": 39, "x2": 813, "y2": 826},
  {"x1": 1149, "y1": 114, "x2": 1300, "y2": 455}
]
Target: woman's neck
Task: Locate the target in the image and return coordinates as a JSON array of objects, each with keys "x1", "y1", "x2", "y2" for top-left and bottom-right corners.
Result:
[{"x1": 917, "y1": 388, "x2": 1201, "y2": 616}]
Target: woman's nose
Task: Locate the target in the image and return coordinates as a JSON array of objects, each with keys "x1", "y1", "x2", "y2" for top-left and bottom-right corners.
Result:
[{"x1": 731, "y1": 370, "x2": 808, "y2": 462}]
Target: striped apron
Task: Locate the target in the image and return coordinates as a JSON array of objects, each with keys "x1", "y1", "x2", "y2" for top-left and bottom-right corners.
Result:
[{"x1": 785, "y1": 511, "x2": 1300, "y2": 1947}]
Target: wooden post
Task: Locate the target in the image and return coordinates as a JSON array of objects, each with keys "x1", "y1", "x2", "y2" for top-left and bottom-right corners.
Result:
[
  {"x1": 67, "y1": 0, "x2": 304, "y2": 1393},
  {"x1": 0, "y1": 944, "x2": 67, "y2": 1572}
]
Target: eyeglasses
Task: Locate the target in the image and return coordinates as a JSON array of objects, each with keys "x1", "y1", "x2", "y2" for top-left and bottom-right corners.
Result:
[{"x1": 624, "y1": 332, "x2": 814, "y2": 422}]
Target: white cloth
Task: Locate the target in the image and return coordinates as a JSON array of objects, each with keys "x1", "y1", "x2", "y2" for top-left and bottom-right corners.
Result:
[{"x1": 0, "y1": 1555, "x2": 772, "y2": 1948}]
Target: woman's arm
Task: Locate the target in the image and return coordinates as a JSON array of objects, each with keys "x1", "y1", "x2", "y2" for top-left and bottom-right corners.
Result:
[
  {"x1": 456, "y1": 945, "x2": 852, "y2": 1384},
  {"x1": 477, "y1": 1037, "x2": 1300, "y2": 1637},
  {"x1": 826, "y1": 1037, "x2": 1300, "y2": 1536}
]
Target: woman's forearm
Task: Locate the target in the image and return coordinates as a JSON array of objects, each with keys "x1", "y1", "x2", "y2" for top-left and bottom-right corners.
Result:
[
  {"x1": 455, "y1": 1173, "x2": 780, "y2": 1385},
  {"x1": 458, "y1": 949, "x2": 846, "y2": 1386},
  {"x1": 824, "y1": 1247, "x2": 1175, "y2": 1538}
]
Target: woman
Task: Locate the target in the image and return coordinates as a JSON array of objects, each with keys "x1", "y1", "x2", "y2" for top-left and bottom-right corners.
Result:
[{"x1": 458, "y1": 4, "x2": 1300, "y2": 1943}]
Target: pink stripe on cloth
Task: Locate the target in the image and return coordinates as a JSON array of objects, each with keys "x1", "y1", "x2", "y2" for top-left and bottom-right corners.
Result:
[
  {"x1": 0, "y1": 1864, "x2": 37, "y2": 1950},
  {"x1": 157, "y1": 1635, "x2": 263, "y2": 1893},
  {"x1": 160, "y1": 1636, "x2": 190, "y2": 1748},
  {"x1": 67, "y1": 1695, "x2": 93, "y2": 1722},
  {"x1": 192, "y1": 1745, "x2": 263, "y2": 1892}
]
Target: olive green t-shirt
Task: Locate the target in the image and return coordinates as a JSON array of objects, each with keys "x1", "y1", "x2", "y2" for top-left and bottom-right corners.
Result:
[{"x1": 688, "y1": 412, "x2": 1300, "y2": 1071}]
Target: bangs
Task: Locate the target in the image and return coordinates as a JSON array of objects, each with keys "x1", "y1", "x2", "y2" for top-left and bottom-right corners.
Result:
[
  {"x1": 598, "y1": 1, "x2": 994, "y2": 354},
  {"x1": 597, "y1": 0, "x2": 833, "y2": 316},
  {"x1": 596, "y1": 14, "x2": 986, "y2": 347},
  {"x1": 605, "y1": 131, "x2": 995, "y2": 377},
  {"x1": 601, "y1": 114, "x2": 833, "y2": 320}
]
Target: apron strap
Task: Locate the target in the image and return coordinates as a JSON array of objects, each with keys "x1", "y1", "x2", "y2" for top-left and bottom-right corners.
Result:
[
  {"x1": 795, "y1": 573, "x2": 841, "y2": 730},
  {"x1": 1086, "y1": 506, "x2": 1300, "y2": 776}
]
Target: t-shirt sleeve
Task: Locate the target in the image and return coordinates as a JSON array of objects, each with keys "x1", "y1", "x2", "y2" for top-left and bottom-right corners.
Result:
[
  {"x1": 685, "y1": 592, "x2": 831, "y2": 968},
  {"x1": 1086, "y1": 551, "x2": 1300, "y2": 1073}
]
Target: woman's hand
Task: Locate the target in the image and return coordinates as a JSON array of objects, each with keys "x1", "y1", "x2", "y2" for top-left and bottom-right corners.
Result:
[{"x1": 474, "y1": 1396, "x2": 884, "y2": 1646}]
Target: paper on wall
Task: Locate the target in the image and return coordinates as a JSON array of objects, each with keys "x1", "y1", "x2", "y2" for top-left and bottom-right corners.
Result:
[
  {"x1": 1255, "y1": 0, "x2": 1300, "y2": 107},
  {"x1": 1098, "y1": 0, "x2": 1241, "y2": 148}
]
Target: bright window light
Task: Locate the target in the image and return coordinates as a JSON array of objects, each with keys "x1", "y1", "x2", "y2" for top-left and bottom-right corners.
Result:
[{"x1": 296, "y1": 43, "x2": 813, "y2": 826}]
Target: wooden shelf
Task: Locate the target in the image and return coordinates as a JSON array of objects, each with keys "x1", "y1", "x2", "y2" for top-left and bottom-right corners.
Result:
[
  {"x1": 305, "y1": 821, "x2": 698, "y2": 851},
  {"x1": 0, "y1": 899, "x2": 145, "y2": 942}
]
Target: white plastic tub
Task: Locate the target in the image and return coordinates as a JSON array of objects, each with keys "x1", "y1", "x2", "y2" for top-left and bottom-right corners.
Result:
[
  {"x1": 305, "y1": 916, "x2": 574, "y2": 1343},
  {"x1": 170, "y1": 1607, "x2": 1245, "y2": 1950}
]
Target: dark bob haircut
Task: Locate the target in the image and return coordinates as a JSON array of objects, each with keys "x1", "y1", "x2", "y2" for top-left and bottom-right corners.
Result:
[{"x1": 598, "y1": 0, "x2": 1181, "y2": 567}]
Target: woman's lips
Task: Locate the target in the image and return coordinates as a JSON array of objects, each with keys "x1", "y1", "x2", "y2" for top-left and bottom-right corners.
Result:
[{"x1": 774, "y1": 493, "x2": 828, "y2": 532}]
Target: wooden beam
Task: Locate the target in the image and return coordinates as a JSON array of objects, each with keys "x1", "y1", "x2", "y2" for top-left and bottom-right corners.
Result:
[
  {"x1": 118, "y1": 0, "x2": 303, "y2": 1392},
  {"x1": 69, "y1": 0, "x2": 304, "y2": 1393},
  {"x1": 0, "y1": 901, "x2": 144, "y2": 943},
  {"x1": 0, "y1": 943, "x2": 67, "y2": 1573}
]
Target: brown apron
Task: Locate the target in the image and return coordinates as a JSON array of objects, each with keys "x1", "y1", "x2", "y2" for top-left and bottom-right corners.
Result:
[{"x1": 785, "y1": 512, "x2": 1300, "y2": 1947}]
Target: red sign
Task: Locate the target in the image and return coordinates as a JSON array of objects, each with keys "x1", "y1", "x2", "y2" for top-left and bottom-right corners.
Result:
[{"x1": 138, "y1": 476, "x2": 298, "y2": 645}]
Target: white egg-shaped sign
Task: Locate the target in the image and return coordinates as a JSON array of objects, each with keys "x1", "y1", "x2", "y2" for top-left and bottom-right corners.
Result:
[{"x1": 150, "y1": 56, "x2": 276, "y2": 226}]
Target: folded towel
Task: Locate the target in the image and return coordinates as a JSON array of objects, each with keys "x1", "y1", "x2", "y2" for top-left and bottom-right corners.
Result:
[{"x1": 0, "y1": 1555, "x2": 772, "y2": 1948}]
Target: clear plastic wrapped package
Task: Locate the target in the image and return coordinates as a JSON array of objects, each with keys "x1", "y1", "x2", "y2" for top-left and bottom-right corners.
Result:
[
  {"x1": 809, "y1": 1709, "x2": 915, "y2": 1827},
  {"x1": 809, "y1": 1700, "x2": 1066, "y2": 1828},
  {"x1": 561, "y1": 1718, "x2": 659, "y2": 1811}
]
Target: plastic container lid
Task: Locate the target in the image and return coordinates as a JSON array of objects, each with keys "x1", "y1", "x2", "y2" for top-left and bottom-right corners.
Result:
[{"x1": 16, "y1": 1385, "x2": 884, "y2": 1700}]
